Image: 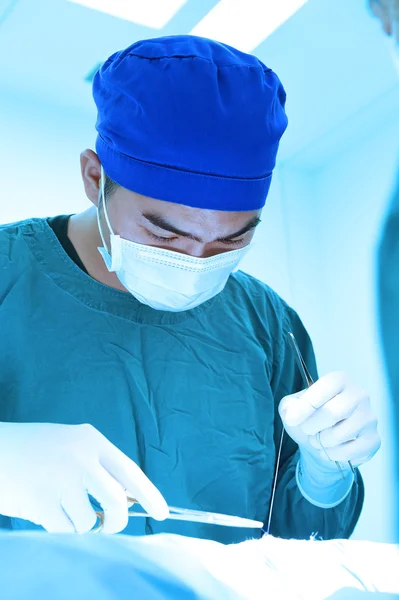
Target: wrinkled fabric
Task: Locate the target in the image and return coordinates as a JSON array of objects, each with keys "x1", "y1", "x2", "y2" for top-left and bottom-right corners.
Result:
[
  {"x1": 0, "y1": 530, "x2": 398, "y2": 600},
  {"x1": 0, "y1": 530, "x2": 221, "y2": 600},
  {"x1": 0, "y1": 218, "x2": 363, "y2": 542}
]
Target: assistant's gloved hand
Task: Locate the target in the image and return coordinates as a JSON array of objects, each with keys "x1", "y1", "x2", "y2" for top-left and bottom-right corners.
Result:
[
  {"x1": 278, "y1": 372, "x2": 381, "y2": 506},
  {"x1": 0, "y1": 422, "x2": 169, "y2": 534}
]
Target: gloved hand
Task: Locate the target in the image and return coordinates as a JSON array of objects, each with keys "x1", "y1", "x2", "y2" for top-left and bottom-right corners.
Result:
[
  {"x1": 0, "y1": 422, "x2": 169, "y2": 534},
  {"x1": 278, "y1": 372, "x2": 381, "y2": 506},
  {"x1": 279, "y1": 371, "x2": 381, "y2": 469}
]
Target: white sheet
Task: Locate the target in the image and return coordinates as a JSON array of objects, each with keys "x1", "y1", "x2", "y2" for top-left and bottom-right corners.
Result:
[
  {"x1": 137, "y1": 533, "x2": 399, "y2": 599},
  {"x1": 0, "y1": 530, "x2": 398, "y2": 599}
]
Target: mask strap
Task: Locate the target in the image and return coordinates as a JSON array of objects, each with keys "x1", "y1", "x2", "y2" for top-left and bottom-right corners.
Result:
[{"x1": 97, "y1": 165, "x2": 115, "y2": 251}]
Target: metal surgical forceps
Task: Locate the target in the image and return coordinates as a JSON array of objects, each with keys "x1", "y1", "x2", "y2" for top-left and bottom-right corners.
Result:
[{"x1": 265, "y1": 332, "x2": 355, "y2": 535}]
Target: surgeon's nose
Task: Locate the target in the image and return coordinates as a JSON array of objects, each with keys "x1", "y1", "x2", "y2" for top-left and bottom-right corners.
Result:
[
  {"x1": 183, "y1": 241, "x2": 228, "y2": 258},
  {"x1": 190, "y1": 247, "x2": 211, "y2": 258}
]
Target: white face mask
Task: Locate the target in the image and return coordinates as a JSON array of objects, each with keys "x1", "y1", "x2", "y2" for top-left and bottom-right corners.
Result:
[{"x1": 96, "y1": 169, "x2": 252, "y2": 312}]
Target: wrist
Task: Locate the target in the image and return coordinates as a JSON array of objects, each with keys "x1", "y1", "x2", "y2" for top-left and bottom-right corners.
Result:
[{"x1": 297, "y1": 448, "x2": 355, "y2": 508}]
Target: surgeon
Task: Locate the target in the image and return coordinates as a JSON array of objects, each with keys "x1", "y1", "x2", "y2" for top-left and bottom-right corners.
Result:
[{"x1": 0, "y1": 35, "x2": 381, "y2": 542}]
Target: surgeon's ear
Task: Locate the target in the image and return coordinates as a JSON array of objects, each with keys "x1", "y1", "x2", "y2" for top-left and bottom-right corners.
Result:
[{"x1": 80, "y1": 149, "x2": 102, "y2": 206}]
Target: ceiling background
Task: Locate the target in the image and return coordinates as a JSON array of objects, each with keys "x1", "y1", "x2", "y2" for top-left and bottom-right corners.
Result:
[{"x1": 0, "y1": 0, "x2": 397, "y2": 166}]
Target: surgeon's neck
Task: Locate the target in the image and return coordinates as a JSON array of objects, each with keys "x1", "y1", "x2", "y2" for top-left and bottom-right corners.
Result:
[{"x1": 68, "y1": 208, "x2": 128, "y2": 293}]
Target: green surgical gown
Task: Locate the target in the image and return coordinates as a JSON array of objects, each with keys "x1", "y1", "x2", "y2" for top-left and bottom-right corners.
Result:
[{"x1": 0, "y1": 218, "x2": 364, "y2": 543}]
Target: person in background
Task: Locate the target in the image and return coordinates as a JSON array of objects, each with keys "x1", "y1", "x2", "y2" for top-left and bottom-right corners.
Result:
[{"x1": 369, "y1": 0, "x2": 399, "y2": 541}]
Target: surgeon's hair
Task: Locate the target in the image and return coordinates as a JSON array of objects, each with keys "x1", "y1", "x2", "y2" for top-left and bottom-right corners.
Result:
[{"x1": 103, "y1": 173, "x2": 119, "y2": 198}]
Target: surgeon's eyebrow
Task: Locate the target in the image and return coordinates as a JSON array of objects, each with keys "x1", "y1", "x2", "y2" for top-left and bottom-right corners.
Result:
[{"x1": 142, "y1": 213, "x2": 261, "y2": 243}]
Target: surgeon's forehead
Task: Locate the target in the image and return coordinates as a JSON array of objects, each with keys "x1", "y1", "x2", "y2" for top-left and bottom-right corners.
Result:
[{"x1": 133, "y1": 191, "x2": 260, "y2": 221}]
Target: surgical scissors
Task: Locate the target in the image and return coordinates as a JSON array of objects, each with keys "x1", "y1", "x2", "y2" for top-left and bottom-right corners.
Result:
[
  {"x1": 265, "y1": 331, "x2": 355, "y2": 535},
  {"x1": 92, "y1": 497, "x2": 263, "y2": 533}
]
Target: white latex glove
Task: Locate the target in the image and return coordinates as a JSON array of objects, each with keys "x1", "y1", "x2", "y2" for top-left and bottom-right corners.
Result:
[
  {"x1": 0, "y1": 422, "x2": 169, "y2": 534},
  {"x1": 278, "y1": 372, "x2": 381, "y2": 469}
]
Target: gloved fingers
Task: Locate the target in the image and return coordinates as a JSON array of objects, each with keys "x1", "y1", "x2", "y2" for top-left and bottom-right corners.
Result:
[
  {"x1": 39, "y1": 502, "x2": 77, "y2": 534},
  {"x1": 309, "y1": 403, "x2": 379, "y2": 449},
  {"x1": 85, "y1": 466, "x2": 129, "y2": 534},
  {"x1": 313, "y1": 428, "x2": 381, "y2": 464},
  {"x1": 60, "y1": 485, "x2": 98, "y2": 534},
  {"x1": 278, "y1": 389, "x2": 310, "y2": 423},
  {"x1": 280, "y1": 372, "x2": 349, "y2": 427},
  {"x1": 300, "y1": 388, "x2": 364, "y2": 436},
  {"x1": 100, "y1": 442, "x2": 169, "y2": 521}
]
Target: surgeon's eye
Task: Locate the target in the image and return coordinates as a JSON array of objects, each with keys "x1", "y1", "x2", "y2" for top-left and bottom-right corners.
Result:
[
  {"x1": 222, "y1": 237, "x2": 245, "y2": 246},
  {"x1": 147, "y1": 231, "x2": 177, "y2": 243}
]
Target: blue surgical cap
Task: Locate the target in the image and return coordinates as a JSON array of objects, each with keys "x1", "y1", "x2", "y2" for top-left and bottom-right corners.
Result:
[{"x1": 93, "y1": 35, "x2": 288, "y2": 211}]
